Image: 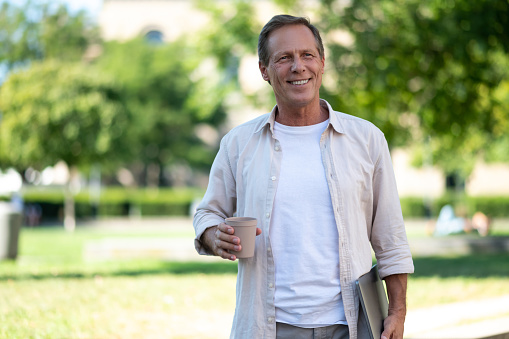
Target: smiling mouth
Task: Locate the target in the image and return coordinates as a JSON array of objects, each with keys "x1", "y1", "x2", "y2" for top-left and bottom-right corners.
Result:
[{"x1": 289, "y1": 79, "x2": 310, "y2": 85}]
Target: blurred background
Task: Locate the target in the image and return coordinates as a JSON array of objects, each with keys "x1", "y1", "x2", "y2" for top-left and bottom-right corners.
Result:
[{"x1": 0, "y1": 0, "x2": 508, "y2": 338}]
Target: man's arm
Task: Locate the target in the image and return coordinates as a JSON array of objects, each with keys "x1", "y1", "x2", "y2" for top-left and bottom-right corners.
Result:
[
  {"x1": 381, "y1": 273, "x2": 408, "y2": 339},
  {"x1": 193, "y1": 134, "x2": 238, "y2": 255}
]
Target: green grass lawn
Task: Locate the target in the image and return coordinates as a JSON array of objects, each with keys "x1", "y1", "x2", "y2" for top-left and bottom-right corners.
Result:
[{"x1": 1, "y1": 221, "x2": 508, "y2": 338}]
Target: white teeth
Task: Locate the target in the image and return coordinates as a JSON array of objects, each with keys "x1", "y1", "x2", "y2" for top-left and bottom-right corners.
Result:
[{"x1": 290, "y1": 79, "x2": 309, "y2": 85}]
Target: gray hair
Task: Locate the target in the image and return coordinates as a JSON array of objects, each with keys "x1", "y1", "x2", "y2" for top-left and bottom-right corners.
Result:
[{"x1": 258, "y1": 14, "x2": 324, "y2": 66}]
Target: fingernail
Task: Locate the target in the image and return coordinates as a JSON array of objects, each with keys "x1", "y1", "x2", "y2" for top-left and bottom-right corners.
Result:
[
  {"x1": 233, "y1": 238, "x2": 239, "y2": 244},
  {"x1": 227, "y1": 227, "x2": 234, "y2": 234},
  {"x1": 230, "y1": 255, "x2": 235, "y2": 260},
  {"x1": 234, "y1": 246, "x2": 240, "y2": 251}
]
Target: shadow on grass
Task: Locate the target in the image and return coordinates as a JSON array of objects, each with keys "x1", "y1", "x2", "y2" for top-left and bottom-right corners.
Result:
[
  {"x1": 0, "y1": 261, "x2": 238, "y2": 281},
  {"x1": 412, "y1": 253, "x2": 509, "y2": 278},
  {"x1": 3, "y1": 253, "x2": 509, "y2": 281}
]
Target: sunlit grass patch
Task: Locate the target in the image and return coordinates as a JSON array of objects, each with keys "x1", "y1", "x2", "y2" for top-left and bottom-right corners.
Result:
[{"x1": 1, "y1": 222, "x2": 508, "y2": 338}]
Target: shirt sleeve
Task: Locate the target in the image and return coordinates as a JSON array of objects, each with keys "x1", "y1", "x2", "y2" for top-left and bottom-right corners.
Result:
[
  {"x1": 370, "y1": 135, "x2": 414, "y2": 278},
  {"x1": 193, "y1": 135, "x2": 237, "y2": 255}
]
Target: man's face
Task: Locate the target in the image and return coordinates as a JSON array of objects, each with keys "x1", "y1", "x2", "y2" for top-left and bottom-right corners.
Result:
[{"x1": 259, "y1": 24, "x2": 325, "y2": 110}]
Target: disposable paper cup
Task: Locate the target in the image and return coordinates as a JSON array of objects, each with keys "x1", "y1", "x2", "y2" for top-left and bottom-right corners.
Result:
[{"x1": 225, "y1": 217, "x2": 257, "y2": 258}]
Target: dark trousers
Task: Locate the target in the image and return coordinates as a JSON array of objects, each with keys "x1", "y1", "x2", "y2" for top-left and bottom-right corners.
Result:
[{"x1": 276, "y1": 305, "x2": 371, "y2": 339}]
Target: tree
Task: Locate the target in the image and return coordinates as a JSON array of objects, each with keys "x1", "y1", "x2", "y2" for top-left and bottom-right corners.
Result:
[
  {"x1": 94, "y1": 38, "x2": 227, "y2": 186},
  {"x1": 0, "y1": 1, "x2": 98, "y2": 74},
  {"x1": 193, "y1": 0, "x2": 276, "y2": 107},
  {"x1": 195, "y1": 0, "x2": 260, "y2": 71},
  {"x1": 318, "y1": 0, "x2": 509, "y2": 181},
  {"x1": 0, "y1": 60, "x2": 132, "y2": 230}
]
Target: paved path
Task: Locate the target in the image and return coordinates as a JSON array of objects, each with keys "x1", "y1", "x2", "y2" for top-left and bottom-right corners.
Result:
[
  {"x1": 81, "y1": 216, "x2": 210, "y2": 262},
  {"x1": 405, "y1": 295, "x2": 509, "y2": 339}
]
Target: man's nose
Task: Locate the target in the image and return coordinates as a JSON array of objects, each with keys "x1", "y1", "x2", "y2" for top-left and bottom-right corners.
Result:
[{"x1": 291, "y1": 57, "x2": 304, "y2": 72}]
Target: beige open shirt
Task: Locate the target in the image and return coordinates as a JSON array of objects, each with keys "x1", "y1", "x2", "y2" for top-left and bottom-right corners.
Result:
[{"x1": 194, "y1": 99, "x2": 414, "y2": 339}]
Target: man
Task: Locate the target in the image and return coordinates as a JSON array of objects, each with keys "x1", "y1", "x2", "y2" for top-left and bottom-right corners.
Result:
[{"x1": 193, "y1": 15, "x2": 414, "y2": 339}]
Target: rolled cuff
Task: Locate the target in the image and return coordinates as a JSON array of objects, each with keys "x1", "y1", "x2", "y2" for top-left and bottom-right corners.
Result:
[
  {"x1": 193, "y1": 212, "x2": 225, "y2": 255},
  {"x1": 377, "y1": 248, "x2": 414, "y2": 279}
]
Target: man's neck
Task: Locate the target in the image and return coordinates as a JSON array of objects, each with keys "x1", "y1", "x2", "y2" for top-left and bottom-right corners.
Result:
[{"x1": 275, "y1": 101, "x2": 329, "y2": 126}]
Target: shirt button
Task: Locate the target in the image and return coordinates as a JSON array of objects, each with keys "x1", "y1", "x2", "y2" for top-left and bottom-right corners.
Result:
[
  {"x1": 274, "y1": 146, "x2": 280, "y2": 151},
  {"x1": 268, "y1": 316, "x2": 274, "y2": 323},
  {"x1": 266, "y1": 213, "x2": 270, "y2": 218},
  {"x1": 271, "y1": 176, "x2": 276, "y2": 181},
  {"x1": 269, "y1": 283, "x2": 274, "y2": 288}
]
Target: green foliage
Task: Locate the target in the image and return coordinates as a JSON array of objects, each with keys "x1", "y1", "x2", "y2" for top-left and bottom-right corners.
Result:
[
  {"x1": 0, "y1": 1, "x2": 98, "y2": 70},
  {"x1": 0, "y1": 0, "x2": 226, "y2": 177},
  {"x1": 21, "y1": 187, "x2": 203, "y2": 218},
  {"x1": 399, "y1": 197, "x2": 431, "y2": 218},
  {"x1": 193, "y1": 0, "x2": 273, "y2": 104},
  {"x1": 319, "y1": 0, "x2": 509, "y2": 177},
  {"x1": 272, "y1": 0, "x2": 301, "y2": 12},
  {"x1": 195, "y1": 0, "x2": 260, "y2": 72},
  {"x1": 466, "y1": 196, "x2": 509, "y2": 218},
  {"x1": 95, "y1": 38, "x2": 227, "y2": 171},
  {"x1": 37, "y1": 3, "x2": 98, "y2": 61},
  {"x1": 22, "y1": 186, "x2": 509, "y2": 219},
  {"x1": 0, "y1": 60, "x2": 132, "y2": 172},
  {"x1": 400, "y1": 195, "x2": 509, "y2": 218},
  {"x1": 0, "y1": 1, "x2": 116, "y2": 179}
]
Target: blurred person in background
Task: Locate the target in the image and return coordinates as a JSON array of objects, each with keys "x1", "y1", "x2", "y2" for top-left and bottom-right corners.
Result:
[
  {"x1": 427, "y1": 204, "x2": 491, "y2": 237},
  {"x1": 193, "y1": 14, "x2": 414, "y2": 339}
]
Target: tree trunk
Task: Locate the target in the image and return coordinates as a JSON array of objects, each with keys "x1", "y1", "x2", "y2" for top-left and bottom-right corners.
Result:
[
  {"x1": 64, "y1": 184, "x2": 76, "y2": 232},
  {"x1": 63, "y1": 167, "x2": 78, "y2": 232}
]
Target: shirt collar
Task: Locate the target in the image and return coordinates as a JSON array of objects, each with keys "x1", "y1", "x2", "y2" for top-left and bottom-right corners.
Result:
[
  {"x1": 254, "y1": 104, "x2": 277, "y2": 135},
  {"x1": 254, "y1": 99, "x2": 345, "y2": 135},
  {"x1": 321, "y1": 99, "x2": 345, "y2": 134}
]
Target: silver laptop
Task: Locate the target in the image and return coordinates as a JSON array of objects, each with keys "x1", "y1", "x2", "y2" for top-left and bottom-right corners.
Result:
[{"x1": 355, "y1": 264, "x2": 389, "y2": 339}]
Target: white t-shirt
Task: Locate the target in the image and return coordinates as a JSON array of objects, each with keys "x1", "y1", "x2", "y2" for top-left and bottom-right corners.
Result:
[{"x1": 270, "y1": 119, "x2": 347, "y2": 327}]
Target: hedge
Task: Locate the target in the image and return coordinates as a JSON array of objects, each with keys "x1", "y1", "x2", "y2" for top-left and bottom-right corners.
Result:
[
  {"x1": 13, "y1": 187, "x2": 509, "y2": 220},
  {"x1": 20, "y1": 187, "x2": 204, "y2": 221},
  {"x1": 400, "y1": 195, "x2": 509, "y2": 218}
]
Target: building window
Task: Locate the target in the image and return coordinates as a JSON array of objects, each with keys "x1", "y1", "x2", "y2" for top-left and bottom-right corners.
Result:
[{"x1": 144, "y1": 30, "x2": 164, "y2": 44}]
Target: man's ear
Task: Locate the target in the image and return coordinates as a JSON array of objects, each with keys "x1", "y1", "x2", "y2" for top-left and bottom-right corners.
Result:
[{"x1": 259, "y1": 61, "x2": 270, "y2": 82}]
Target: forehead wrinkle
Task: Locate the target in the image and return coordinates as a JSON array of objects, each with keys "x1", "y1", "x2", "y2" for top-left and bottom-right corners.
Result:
[
  {"x1": 266, "y1": 25, "x2": 320, "y2": 60},
  {"x1": 271, "y1": 47, "x2": 319, "y2": 61}
]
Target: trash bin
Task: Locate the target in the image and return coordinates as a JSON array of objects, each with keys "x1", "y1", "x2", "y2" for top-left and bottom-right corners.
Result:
[{"x1": 0, "y1": 202, "x2": 22, "y2": 260}]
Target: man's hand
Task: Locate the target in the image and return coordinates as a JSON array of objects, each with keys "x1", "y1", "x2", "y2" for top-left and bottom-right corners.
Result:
[
  {"x1": 381, "y1": 312, "x2": 405, "y2": 339},
  {"x1": 200, "y1": 223, "x2": 262, "y2": 261},
  {"x1": 381, "y1": 273, "x2": 408, "y2": 339}
]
